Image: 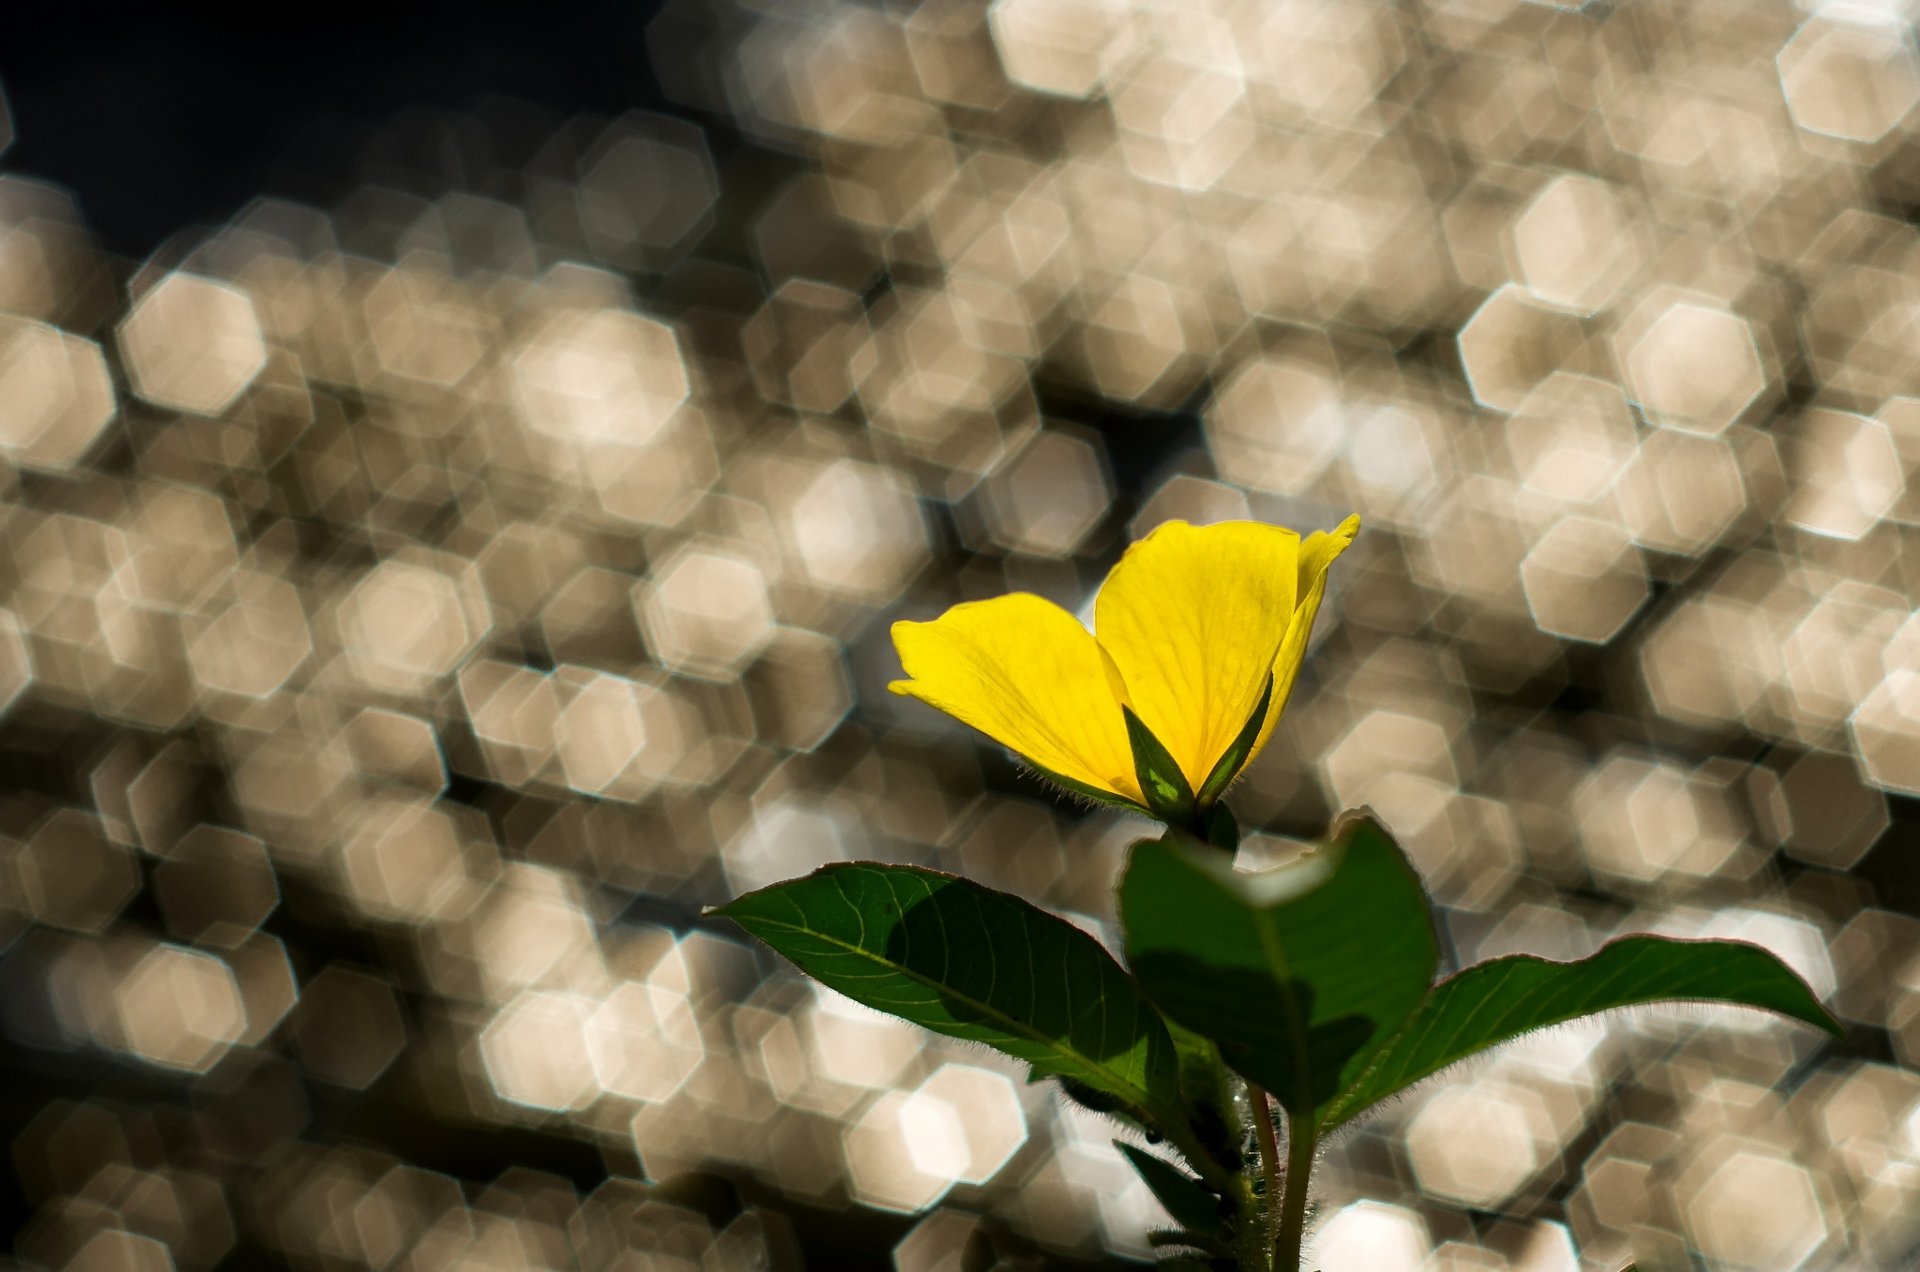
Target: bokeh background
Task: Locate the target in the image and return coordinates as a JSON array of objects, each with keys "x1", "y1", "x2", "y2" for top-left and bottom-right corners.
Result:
[{"x1": 0, "y1": 1, "x2": 1917, "y2": 1268}]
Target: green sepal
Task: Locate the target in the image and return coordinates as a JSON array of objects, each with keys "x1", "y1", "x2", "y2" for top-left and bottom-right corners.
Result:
[
  {"x1": 1025, "y1": 759, "x2": 1150, "y2": 815},
  {"x1": 1147, "y1": 1229, "x2": 1232, "y2": 1259},
  {"x1": 1055, "y1": 1075, "x2": 1136, "y2": 1121},
  {"x1": 1124, "y1": 705, "x2": 1196, "y2": 824},
  {"x1": 1203, "y1": 802, "x2": 1239, "y2": 853},
  {"x1": 1195, "y1": 674, "x2": 1271, "y2": 810},
  {"x1": 1116, "y1": 1141, "x2": 1225, "y2": 1237}
]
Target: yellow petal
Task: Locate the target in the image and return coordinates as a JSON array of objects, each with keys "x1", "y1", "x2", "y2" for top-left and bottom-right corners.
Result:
[
  {"x1": 1248, "y1": 513, "x2": 1361, "y2": 761},
  {"x1": 889, "y1": 593, "x2": 1144, "y2": 804},
  {"x1": 1093, "y1": 520, "x2": 1302, "y2": 792}
]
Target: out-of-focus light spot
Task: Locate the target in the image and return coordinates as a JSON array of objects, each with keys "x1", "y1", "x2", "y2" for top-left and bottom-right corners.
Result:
[
  {"x1": 1345, "y1": 401, "x2": 1442, "y2": 525},
  {"x1": 342, "y1": 708, "x2": 446, "y2": 792},
  {"x1": 361, "y1": 264, "x2": 490, "y2": 388},
  {"x1": 117, "y1": 274, "x2": 268, "y2": 415},
  {"x1": 186, "y1": 570, "x2": 311, "y2": 700},
  {"x1": 337, "y1": 798, "x2": 473, "y2": 924},
  {"x1": 1519, "y1": 515, "x2": 1647, "y2": 644},
  {"x1": 480, "y1": 990, "x2": 599, "y2": 1113},
  {"x1": 1779, "y1": 581, "x2": 1903, "y2": 741},
  {"x1": 339, "y1": 561, "x2": 482, "y2": 696},
  {"x1": 1406, "y1": 1081, "x2": 1552, "y2": 1209},
  {"x1": 1322, "y1": 709, "x2": 1456, "y2": 811},
  {"x1": 576, "y1": 114, "x2": 719, "y2": 269},
  {"x1": 1457, "y1": 285, "x2": 1584, "y2": 413},
  {"x1": 1682, "y1": 1146, "x2": 1830, "y2": 1270},
  {"x1": 986, "y1": 0, "x2": 1132, "y2": 99},
  {"x1": 0, "y1": 608, "x2": 31, "y2": 716},
  {"x1": 743, "y1": 280, "x2": 868, "y2": 415},
  {"x1": 910, "y1": 1063, "x2": 1028, "y2": 1184},
  {"x1": 1778, "y1": 15, "x2": 1920, "y2": 144},
  {"x1": 1877, "y1": 395, "x2": 1920, "y2": 525},
  {"x1": 1109, "y1": 18, "x2": 1252, "y2": 191},
  {"x1": 227, "y1": 933, "x2": 298, "y2": 1045},
  {"x1": 979, "y1": 428, "x2": 1111, "y2": 556},
  {"x1": 808, "y1": 989, "x2": 922, "y2": 1091},
  {"x1": 1614, "y1": 428, "x2": 1746, "y2": 555},
  {"x1": 1622, "y1": 301, "x2": 1765, "y2": 435},
  {"x1": 0, "y1": 317, "x2": 115, "y2": 472},
  {"x1": 1130, "y1": 474, "x2": 1249, "y2": 537},
  {"x1": 786, "y1": 459, "x2": 930, "y2": 600},
  {"x1": 464, "y1": 866, "x2": 604, "y2": 1000},
  {"x1": 1244, "y1": 0, "x2": 1404, "y2": 126},
  {"x1": 1782, "y1": 408, "x2": 1904, "y2": 540},
  {"x1": 587, "y1": 980, "x2": 704, "y2": 1103},
  {"x1": 115, "y1": 943, "x2": 248, "y2": 1073},
  {"x1": 1852, "y1": 671, "x2": 1920, "y2": 795},
  {"x1": 843, "y1": 1090, "x2": 962, "y2": 1213},
  {"x1": 1510, "y1": 175, "x2": 1640, "y2": 315},
  {"x1": 61, "y1": 1229, "x2": 174, "y2": 1272},
  {"x1": 513, "y1": 309, "x2": 690, "y2": 448},
  {"x1": 1310, "y1": 1200, "x2": 1431, "y2": 1271},
  {"x1": 744, "y1": 628, "x2": 853, "y2": 751},
  {"x1": 1080, "y1": 274, "x2": 1197, "y2": 405},
  {"x1": 1207, "y1": 353, "x2": 1345, "y2": 495},
  {"x1": 1577, "y1": 752, "x2": 1749, "y2": 887},
  {"x1": 637, "y1": 546, "x2": 776, "y2": 681},
  {"x1": 892, "y1": 1208, "x2": 983, "y2": 1272},
  {"x1": 461, "y1": 660, "x2": 561, "y2": 787},
  {"x1": 553, "y1": 671, "x2": 655, "y2": 799},
  {"x1": 1504, "y1": 373, "x2": 1638, "y2": 506}
]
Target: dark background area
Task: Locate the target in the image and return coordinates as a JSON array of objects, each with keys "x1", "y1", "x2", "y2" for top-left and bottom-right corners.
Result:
[{"x1": 0, "y1": 5, "x2": 670, "y2": 262}]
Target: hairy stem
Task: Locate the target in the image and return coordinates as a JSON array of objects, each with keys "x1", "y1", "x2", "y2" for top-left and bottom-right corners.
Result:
[
  {"x1": 1274, "y1": 1110, "x2": 1316, "y2": 1271},
  {"x1": 1249, "y1": 1084, "x2": 1282, "y2": 1271}
]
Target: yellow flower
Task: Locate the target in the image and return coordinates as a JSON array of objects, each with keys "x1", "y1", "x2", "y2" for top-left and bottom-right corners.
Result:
[{"x1": 889, "y1": 516, "x2": 1360, "y2": 816}]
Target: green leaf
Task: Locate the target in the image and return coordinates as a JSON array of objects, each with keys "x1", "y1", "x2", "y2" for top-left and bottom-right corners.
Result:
[
  {"x1": 1195, "y1": 673, "x2": 1272, "y2": 810},
  {"x1": 715, "y1": 863, "x2": 1181, "y2": 1125},
  {"x1": 1124, "y1": 705, "x2": 1196, "y2": 824},
  {"x1": 1166, "y1": 1019, "x2": 1241, "y2": 1172},
  {"x1": 1116, "y1": 1141, "x2": 1222, "y2": 1236},
  {"x1": 1320, "y1": 934, "x2": 1844, "y2": 1129},
  {"x1": 1120, "y1": 814, "x2": 1439, "y2": 1119}
]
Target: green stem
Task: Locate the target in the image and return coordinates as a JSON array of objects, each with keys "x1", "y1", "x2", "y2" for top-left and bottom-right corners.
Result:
[{"x1": 1274, "y1": 1111, "x2": 1316, "y2": 1271}]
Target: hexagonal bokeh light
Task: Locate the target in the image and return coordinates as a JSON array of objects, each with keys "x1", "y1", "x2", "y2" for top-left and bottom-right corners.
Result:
[
  {"x1": 1620, "y1": 299, "x2": 1766, "y2": 436},
  {"x1": 116, "y1": 273, "x2": 268, "y2": 415},
  {"x1": 1778, "y1": 15, "x2": 1920, "y2": 144},
  {"x1": 0, "y1": 1, "x2": 1915, "y2": 1265}
]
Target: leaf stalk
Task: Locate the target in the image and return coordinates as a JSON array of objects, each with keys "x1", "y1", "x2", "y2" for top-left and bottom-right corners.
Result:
[{"x1": 1273, "y1": 1111, "x2": 1315, "y2": 1271}]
